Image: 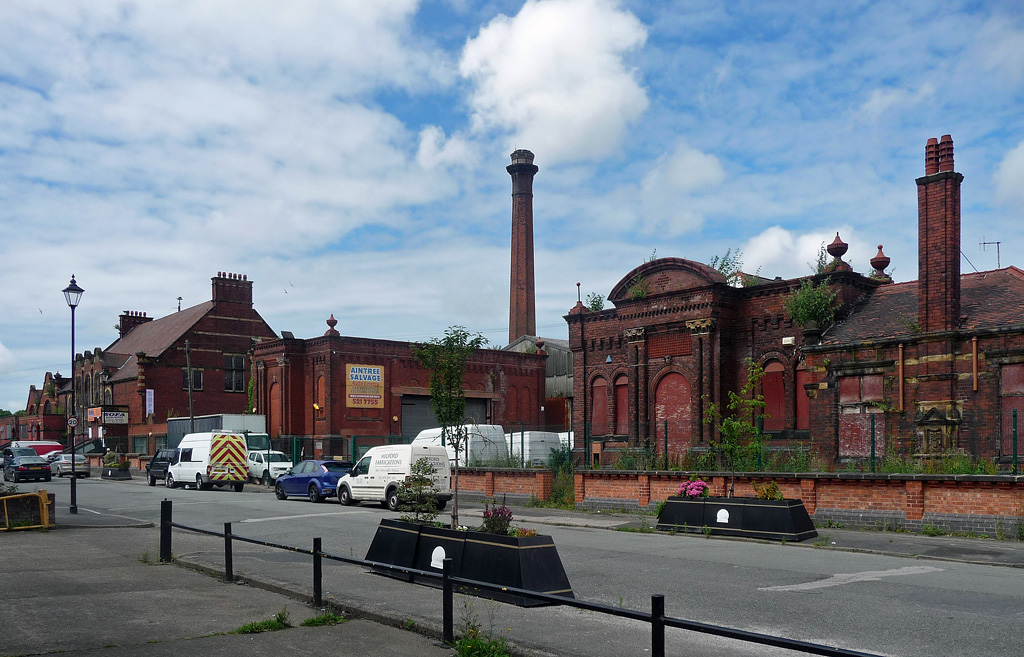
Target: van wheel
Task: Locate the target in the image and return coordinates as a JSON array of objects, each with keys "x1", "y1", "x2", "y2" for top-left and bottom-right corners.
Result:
[
  {"x1": 197, "y1": 474, "x2": 212, "y2": 491},
  {"x1": 275, "y1": 483, "x2": 287, "y2": 500},
  {"x1": 262, "y1": 471, "x2": 271, "y2": 487},
  {"x1": 338, "y1": 486, "x2": 354, "y2": 506},
  {"x1": 308, "y1": 484, "x2": 323, "y2": 503},
  {"x1": 148, "y1": 473, "x2": 156, "y2": 486},
  {"x1": 233, "y1": 482, "x2": 244, "y2": 493},
  {"x1": 436, "y1": 499, "x2": 447, "y2": 511},
  {"x1": 386, "y1": 489, "x2": 401, "y2": 512},
  {"x1": 165, "y1": 473, "x2": 176, "y2": 489}
]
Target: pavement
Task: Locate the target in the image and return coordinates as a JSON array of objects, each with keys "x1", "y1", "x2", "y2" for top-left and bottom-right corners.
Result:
[{"x1": 5, "y1": 470, "x2": 1024, "y2": 657}]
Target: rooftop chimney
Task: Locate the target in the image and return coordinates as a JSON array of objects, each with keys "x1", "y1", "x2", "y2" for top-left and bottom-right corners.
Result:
[
  {"x1": 917, "y1": 135, "x2": 963, "y2": 333},
  {"x1": 507, "y1": 149, "x2": 538, "y2": 343},
  {"x1": 211, "y1": 272, "x2": 253, "y2": 307},
  {"x1": 118, "y1": 310, "x2": 153, "y2": 338}
]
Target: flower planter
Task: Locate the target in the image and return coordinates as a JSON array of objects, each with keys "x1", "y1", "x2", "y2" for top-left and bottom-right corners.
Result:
[
  {"x1": 364, "y1": 519, "x2": 574, "y2": 607},
  {"x1": 657, "y1": 496, "x2": 817, "y2": 542},
  {"x1": 101, "y1": 468, "x2": 132, "y2": 480}
]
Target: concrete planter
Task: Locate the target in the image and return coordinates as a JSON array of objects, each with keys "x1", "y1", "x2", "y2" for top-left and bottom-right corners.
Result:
[
  {"x1": 364, "y1": 519, "x2": 574, "y2": 607},
  {"x1": 657, "y1": 496, "x2": 817, "y2": 542},
  {"x1": 101, "y1": 468, "x2": 132, "y2": 480}
]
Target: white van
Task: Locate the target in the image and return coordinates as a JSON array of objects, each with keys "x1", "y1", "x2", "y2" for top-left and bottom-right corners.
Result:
[
  {"x1": 411, "y1": 424, "x2": 509, "y2": 466},
  {"x1": 166, "y1": 432, "x2": 247, "y2": 492},
  {"x1": 505, "y1": 430, "x2": 562, "y2": 467},
  {"x1": 246, "y1": 450, "x2": 291, "y2": 484},
  {"x1": 336, "y1": 443, "x2": 451, "y2": 511}
]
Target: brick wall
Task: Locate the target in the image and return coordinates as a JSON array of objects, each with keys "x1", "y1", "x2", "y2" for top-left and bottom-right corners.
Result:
[{"x1": 456, "y1": 469, "x2": 1024, "y2": 535}]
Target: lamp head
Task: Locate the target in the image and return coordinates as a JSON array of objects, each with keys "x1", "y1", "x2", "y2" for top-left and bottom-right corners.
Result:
[{"x1": 63, "y1": 275, "x2": 84, "y2": 309}]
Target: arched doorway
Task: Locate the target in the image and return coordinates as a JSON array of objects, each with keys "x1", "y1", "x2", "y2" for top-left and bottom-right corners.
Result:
[
  {"x1": 654, "y1": 372, "x2": 692, "y2": 458},
  {"x1": 762, "y1": 361, "x2": 785, "y2": 432}
]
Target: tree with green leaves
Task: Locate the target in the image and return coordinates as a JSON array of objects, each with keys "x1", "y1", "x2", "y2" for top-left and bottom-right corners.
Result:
[
  {"x1": 397, "y1": 457, "x2": 442, "y2": 525},
  {"x1": 709, "y1": 248, "x2": 744, "y2": 286},
  {"x1": 413, "y1": 325, "x2": 488, "y2": 529},
  {"x1": 703, "y1": 359, "x2": 767, "y2": 497},
  {"x1": 585, "y1": 292, "x2": 605, "y2": 311}
]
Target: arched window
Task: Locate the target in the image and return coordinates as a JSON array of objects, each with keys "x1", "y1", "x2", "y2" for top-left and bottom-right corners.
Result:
[
  {"x1": 590, "y1": 377, "x2": 608, "y2": 436},
  {"x1": 613, "y1": 375, "x2": 629, "y2": 435},
  {"x1": 43, "y1": 401, "x2": 51, "y2": 414},
  {"x1": 762, "y1": 361, "x2": 785, "y2": 432}
]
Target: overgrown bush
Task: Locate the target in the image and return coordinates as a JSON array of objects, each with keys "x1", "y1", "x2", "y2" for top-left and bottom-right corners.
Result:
[
  {"x1": 784, "y1": 278, "x2": 839, "y2": 328},
  {"x1": 481, "y1": 499, "x2": 513, "y2": 535}
]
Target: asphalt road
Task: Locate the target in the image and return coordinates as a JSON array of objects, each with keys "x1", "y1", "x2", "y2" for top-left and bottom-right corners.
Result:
[{"x1": 19, "y1": 474, "x2": 1024, "y2": 657}]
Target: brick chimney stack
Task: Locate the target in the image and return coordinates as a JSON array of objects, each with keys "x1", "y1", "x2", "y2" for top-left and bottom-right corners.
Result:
[
  {"x1": 212, "y1": 272, "x2": 253, "y2": 306},
  {"x1": 118, "y1": 310, "x2": 152, "y2": 338},
  {"x1": 917, "y1": 135, "x2": 963, "y2": 333},
  {"x1": 507, "y1": 149, "x2": 538, "y2": 344}
]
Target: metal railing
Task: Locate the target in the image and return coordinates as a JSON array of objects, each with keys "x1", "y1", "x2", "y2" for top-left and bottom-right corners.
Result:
[{"x1": 159, "y1": 500, "x2": 883, "y2": 657}]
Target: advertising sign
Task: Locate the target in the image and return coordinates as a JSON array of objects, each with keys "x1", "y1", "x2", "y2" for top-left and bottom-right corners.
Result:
[
  {"x1": 146, "y1": 389, "x2": 154, "y2": 417},
  {"x1": 346, "y1": 364, "x2": 384, "y2": 408},
  {"x1": 102, "y1": 411, "x2": 129, "y2": 424}
]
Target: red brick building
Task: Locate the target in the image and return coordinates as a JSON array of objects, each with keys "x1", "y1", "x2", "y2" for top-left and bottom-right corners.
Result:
[
  {"x1": 62, "y1": 272, "x2": 276, "y2": 454},
  {"x1": 0, "y1": 372, "x2": 66, "y2": 445},
  {"x1": 567, "y1": 135, "x2": 1024, "y2": 466},
  {"x1": 804, "y1": 136, "x2": 1024, "y2": 464},
  {"x1": 252, "y1": 315, "x2": 547, "y2": 459}
]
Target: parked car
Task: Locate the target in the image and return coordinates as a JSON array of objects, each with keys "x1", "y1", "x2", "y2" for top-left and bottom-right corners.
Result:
[
  {"x1": 2, "y1": 447, "x2": 37, "y2": 470},
  {"x1": 274, "y1": 460, "x2": 353, "y2": 503},
  {"x1": 246, "y1": 450, "x2": 292, "y2": 485},
  {"x1": 145, "y1": 448, "x2": 177, "y2": 486},
  {"x1": 3, "y1": 455, "x2": 52, "y2": 483},
  {"x1": 50, "y1": 453, "x2": 90, "y2": 478}
]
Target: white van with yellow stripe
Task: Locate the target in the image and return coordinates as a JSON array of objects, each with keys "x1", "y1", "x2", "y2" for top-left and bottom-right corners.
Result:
[{"x1": 166, "y1": 432, "x2": 247, "y2": 492}]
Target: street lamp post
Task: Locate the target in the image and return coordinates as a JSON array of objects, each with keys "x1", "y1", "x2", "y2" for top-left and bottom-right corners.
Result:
[{"x1": 63, "y1": 275, "x2": 84, "y2": 514}]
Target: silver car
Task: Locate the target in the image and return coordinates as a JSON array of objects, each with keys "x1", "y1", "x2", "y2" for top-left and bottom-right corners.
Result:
[{"x1": 50, "y1": 453, "x2": 91, "y2": 478}]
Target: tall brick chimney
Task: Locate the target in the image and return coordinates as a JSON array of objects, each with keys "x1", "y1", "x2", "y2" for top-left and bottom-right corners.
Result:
[
  {"x1": 212, "y1": 272, "x2": 253, "y2": 306},
  {"x1": 507, "y1": 149, "x2": 538, "y2": 344},
  {"x1": 916, "y1": 135, "x2": 963, "y2": 333}
]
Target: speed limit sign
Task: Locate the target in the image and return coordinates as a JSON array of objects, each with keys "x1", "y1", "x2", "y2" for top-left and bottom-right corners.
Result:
[{"x1": 67, "y1": 417, "x2": 79, "y2": 428}]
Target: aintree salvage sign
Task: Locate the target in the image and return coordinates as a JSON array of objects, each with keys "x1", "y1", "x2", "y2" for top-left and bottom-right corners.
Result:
[{"x1": 346, "y1": 364, "x2": 384, "y2": 408}]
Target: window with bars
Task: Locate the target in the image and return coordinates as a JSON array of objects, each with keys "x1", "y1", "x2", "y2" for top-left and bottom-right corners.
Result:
[{"x1": 225, "y1": 354, "x2": 246, "y2": 392}]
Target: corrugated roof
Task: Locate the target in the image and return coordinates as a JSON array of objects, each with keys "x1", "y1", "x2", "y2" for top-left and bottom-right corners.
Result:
[{"x1": 824, "y1": 267, "x2": 1024, "y2": 345}]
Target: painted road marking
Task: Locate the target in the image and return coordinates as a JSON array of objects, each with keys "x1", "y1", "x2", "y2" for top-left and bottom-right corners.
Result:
[
  {"x1": 240, "y1": 510, "x2": 372, "y2": 523},
  {"x1": 759, "y1": 566, "x2": 943, "y2": 591}
]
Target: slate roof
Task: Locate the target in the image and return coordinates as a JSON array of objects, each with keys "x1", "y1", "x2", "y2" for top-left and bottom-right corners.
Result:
[
  {"x1": 823, "y1": 267, "x2": 1024, "y2": 345},
  {"x1": 103, "y1": 302, "x2": 213, "y2": 383}
]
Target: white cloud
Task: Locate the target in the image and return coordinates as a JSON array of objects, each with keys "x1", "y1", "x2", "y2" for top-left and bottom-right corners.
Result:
[
  {"x1": 742, "y1": 227, "x2": 869, "y2": 280},
  {"x1": 416, "y1": 126, "x2": 479, "y2": 170},
  {"x1": 994, "y1": 139, "x2": 1024, "y2": 210},
  {"x1": 857, "y1": 83, "x2": 935, "y2": 122},
  {"x1": 460, "y1": 0, "x2": 648, "y2": 164}
]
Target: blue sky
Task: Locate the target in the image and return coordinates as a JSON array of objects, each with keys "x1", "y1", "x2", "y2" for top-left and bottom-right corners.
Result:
[{"x1": 2, "y1": 0, "x2": 1023, "y2": 411}]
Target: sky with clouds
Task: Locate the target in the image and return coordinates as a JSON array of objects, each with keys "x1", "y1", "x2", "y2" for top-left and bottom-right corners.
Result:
[{"x1": 2, "y1": 0, "x2": 1023, "y2": 410}]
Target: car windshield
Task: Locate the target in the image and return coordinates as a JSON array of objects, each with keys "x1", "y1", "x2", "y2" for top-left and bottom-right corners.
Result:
[
  {"x1": 321, "y1": 462, "x2": 349, "y2": 473},
  {"x1": 268, "y1": 454, "x2": 289, "y2": 462}
]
